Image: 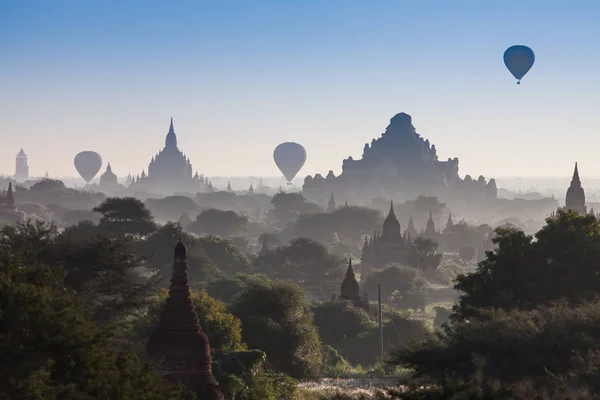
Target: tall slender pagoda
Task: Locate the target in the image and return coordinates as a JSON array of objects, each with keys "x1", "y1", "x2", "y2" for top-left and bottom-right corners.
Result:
[
  {"x1": 147, "y1": 240, "x2": 224, "y2": 399},
  {"x1": 565, "y1": 162, "x2": 587, "y2": 215}
]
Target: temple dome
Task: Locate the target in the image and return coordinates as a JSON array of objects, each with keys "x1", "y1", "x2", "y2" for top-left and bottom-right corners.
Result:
[{"x1": 390, "y1": 112, "x2": 412, "y2": 126}]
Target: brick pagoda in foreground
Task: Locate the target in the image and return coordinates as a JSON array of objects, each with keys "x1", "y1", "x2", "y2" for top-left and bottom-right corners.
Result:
[{"x1": 148, "y1": 240, "x2": 224, "y2": 399}]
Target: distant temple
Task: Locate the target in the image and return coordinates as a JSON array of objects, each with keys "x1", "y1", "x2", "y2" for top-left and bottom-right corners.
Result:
[
  {"x1": 14, "y1": 149, "x2": 29, "y2": 182},
  {"x1": 565, "y1": 162, "x2": 586, "y2": 214},
  {"x1": 131, "y1": 118, "x2": 207, "y2": 194},
  {"x1": 420, "y1": 212, "x2": 441, "y2": 242},
  {"x1": 0, "y1": 182, "x2": 26, "y2": 223},
  {"x1": 361, "y1": 202, "x2": 413, "y2": 277},
  {"x1": 327, "y1": 193, "x2": 337, "y2": 212},
  {"x1": 339, "y1": 259, "x2": 369, "y2": 310},
  {"x1": 302, "y1": 113, "x2": 497, "y2": 205},
  {"x1": 147, "y1": 240, "x2": 224, "y2": 399},
  {"x1": 98, "y1": 163, "x2": 124, "y2": 192}
]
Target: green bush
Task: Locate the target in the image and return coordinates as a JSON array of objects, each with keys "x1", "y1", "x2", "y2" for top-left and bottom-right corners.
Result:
[
  {"x1": 363, "y1": 265, "x2": 422, "y2": 303},
  {"x1": 312, "y1": 301, "x2": 375, "y2": 346},
  {"x1": 0, "y1": 249, "x2": 183, "y2": 399},
  {"x1": 229, "y1": 278, "x2": 323, "y2": 378},
  {"x1": 393, "y1": 300, "x2": 600, "y2": 391},
  {"x1": 337, "y1": 314, "x2": 429, "y2": 366}
]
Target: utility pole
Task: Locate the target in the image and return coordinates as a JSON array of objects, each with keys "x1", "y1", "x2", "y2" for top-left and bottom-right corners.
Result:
[{"x1": 378, "y1": 283, "x2": 384, "y2": 359}]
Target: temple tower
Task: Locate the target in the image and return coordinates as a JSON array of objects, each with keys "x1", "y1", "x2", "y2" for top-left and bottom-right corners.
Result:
[
  {"x1": 148, "y1": 240, "x2": 223, "y2": 399},
  {"x1": 444, "y1": 214, "x2": 454, "y2": 233},
  {"x1": 15, "y1": 149, "x2": 29, "y2": 182},
  {"x1": 327, "y1": 192, "x2": 337, "y2": 212},
  {"x1": 340, "y1": 259, "x2": 360, "y2": 302},
  {"x1": 565, "y1": 162, "x2": 586, "y2": 214},
  {"x1": 340, "y1": 259, "x2": 368, "y2": 310},
  {"x1": 165, "y1": 117, "x2": 177, "y2": 149},
  {"x1": 380, "y1": 201, "x2": 401, "y2": 242}
]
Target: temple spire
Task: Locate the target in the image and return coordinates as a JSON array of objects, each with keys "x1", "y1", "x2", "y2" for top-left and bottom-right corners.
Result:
[
  {"x1": 165, "y1": 117, "x2": 177, "y2": 149},
  {"x1": 327, "y1": 192, "x2": 336, "y2": 212},
  {"x1": 6, "y1": 182, "x2": 15, "y2": 207},
  {"x1": 572, "y1": 162, "x2": 581, "y2": 184},
  {"x1": 445, "y1": 213, "x2": 454, "y2": 232},
  {"x1": 340, "y1": 259, "x2": 360, "y2": 302},
  {"x1": 147, "y1": 240, "x2": 223, "y2": 398},
  {"x1": 566, "y1": 162, "x2": 586, "y2": 214},
  {"x1": 381, "y1": 201, "x2": 401, "y2": 241}
]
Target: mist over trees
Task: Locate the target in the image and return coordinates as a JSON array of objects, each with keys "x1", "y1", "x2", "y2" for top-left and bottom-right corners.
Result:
[{"x1": 2, "y1": 177, "x2": 598, "y2": 399}]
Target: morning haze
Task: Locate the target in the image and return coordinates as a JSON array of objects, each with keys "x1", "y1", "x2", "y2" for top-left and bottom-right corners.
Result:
[
  {"x1": 2, "y1": 0, "x2": 600, "y2": 179},
  {"x1": 3, "y1": 1, "x2": 600, "y2": 399}
]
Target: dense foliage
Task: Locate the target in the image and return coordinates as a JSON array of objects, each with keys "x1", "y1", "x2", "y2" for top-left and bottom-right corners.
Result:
[
  {"x1": 391, "y1": 209, "x2": 600, "y2": 398},
  {"x1": 0, "y1": 248, "x2": 184, "y2": 399}
]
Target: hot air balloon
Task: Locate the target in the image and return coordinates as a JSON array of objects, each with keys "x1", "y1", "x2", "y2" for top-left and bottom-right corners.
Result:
[
  {"x1": 273, "y1": 142, "x2": 307, "y2": 185},
  {"x1": 503, "y1": 45, "x2": 535, "y2": 84},
  {"x1": 74, "y1": 151, "x2": 103, "y2": 183}
]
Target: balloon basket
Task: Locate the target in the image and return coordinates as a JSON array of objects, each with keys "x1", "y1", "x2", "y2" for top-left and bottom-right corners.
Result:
[
  {"x1": 517, "y1": 81, "x2": 521, "y2": 85},
  {"x1": 287, "y1": 182, "x2": 292, "y2": 186}
]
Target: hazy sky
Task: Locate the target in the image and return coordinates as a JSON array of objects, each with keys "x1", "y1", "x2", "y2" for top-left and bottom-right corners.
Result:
[{"x1": 1, "y1": 0, "x2": 599, "y2": 179}]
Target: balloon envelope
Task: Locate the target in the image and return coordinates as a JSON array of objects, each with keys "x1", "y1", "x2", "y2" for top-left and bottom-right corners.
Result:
[
  {"x1": 74, "y1": 151, "x2": 103, "y2": 183},
  {"x1": 273, "y1": 142, "x2": 307, "y2": 183},
  {"x1": 503, "y1": 45, "x2": 535, "y2": 83}
]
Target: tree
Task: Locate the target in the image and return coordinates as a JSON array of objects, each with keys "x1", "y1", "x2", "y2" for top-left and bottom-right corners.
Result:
[
  {"x1": 254, "y1": 238, "x2": 345, "y2": 283},
  {"x1": 93, "y1": 196, "x2": 156, "y2": 236},
  {"x1": 0, "y1": 248, "x2": 184, "y2": 399},
  {"x1": 132, "y1": 289, "x2": 246, "y2": 357},
  {"x1": 269, "y1": 191, "x2": 322, "y2": 224},
  {"x1": 29, "y1": 178, "x2": 66, "y2": 192},
  {"x1": 453, "y1": 209, "x2": 600, "y2": 321},
  {"x1": 139, "y1": 222, "x2": 225, "y2": 285},
  {"x1": 407, "y1": 195, "x2": 446, "y2": 217},
  {"x1": 197, "y1": 235, "x2": 252, "y2": 276},
  {"x1": 229, "y1": 277, "x2": 323, "y2": 378},
  {"x1": 294, "y1": 206, "x2": 382, "y2": 247},
  {"x1": 188, "y1": 209, "x2": 248, "y2": 237},
  {"x1": 444, "y1": 221, "x2": 485, "y2": 252},
  {"x1": 393, "y1": 300, "x2": 600, "y2": 394},
  {"x1": 270, "y1": 191, "x2": 307, "y2": 209},
  {"x1": 61, "y1": 209, "x2": 101, "y2": 226},
  {"x1": 311, "y1": 301, "x2": 375, "y2": 346},
  {"x1": 458, "y1": 246, "x2": 476, "y2": 263},
  {"x1": 408, "y1": 237, "x2": 443, "y2": 272},
  {"x1": 1, "y1": 220, "x2": 158, "y2": 323},
  {"x1": 258, "y1": 232, "x2": 282, "y2": 249},
  {"x1": 336, "y1": 312, "x2": 429, "y2": 366},
  {"x1": 363, "y1": 265, "x2": 423, "y2": 303},
  {"x1": 145, "y1": 195, "x2": 199, "y2": 222}
]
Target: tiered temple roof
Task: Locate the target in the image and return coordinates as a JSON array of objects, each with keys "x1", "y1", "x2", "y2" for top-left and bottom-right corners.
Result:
[
  {"x1": 302, "y1": 112, "x2": 498, "y2": 205},
  {"x1": 147, "y1": 240, "x2": 223, "y2": 399},
  {"x1": 361, "y1": 202, "x2": 413, "y2": 277},
  {"x1": 132, "y1": 118, "x2": 206, "y2": 194}
]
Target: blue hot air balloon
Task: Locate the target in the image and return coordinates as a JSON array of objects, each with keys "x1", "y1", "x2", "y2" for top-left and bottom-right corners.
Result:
[
  {"x1": 503, "y1": 45, "x2": 535, "y2": 84},
  {"x1": 74, "y1": 151, "x2": 103, "y2": 183},
  {"x1": 273, "y1": 142, "x2": 307, "y2": 185}
]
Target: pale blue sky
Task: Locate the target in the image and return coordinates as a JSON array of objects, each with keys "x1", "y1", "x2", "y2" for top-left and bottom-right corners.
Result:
[{"x1": 1, "y1": 0, "x2": 599, "y2": 179}]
